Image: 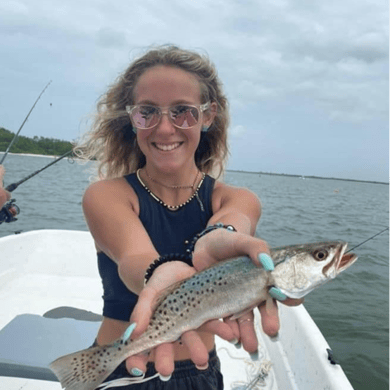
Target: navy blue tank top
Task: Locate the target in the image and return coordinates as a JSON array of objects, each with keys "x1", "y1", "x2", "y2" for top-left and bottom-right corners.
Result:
[{"x1": 97, "y1": 173, "x2": 215, "y2": 321}]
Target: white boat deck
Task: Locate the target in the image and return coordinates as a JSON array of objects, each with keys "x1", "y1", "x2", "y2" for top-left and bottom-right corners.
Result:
[{"x1": 0, "y1": 230, "x2": 354, "y2": 389}]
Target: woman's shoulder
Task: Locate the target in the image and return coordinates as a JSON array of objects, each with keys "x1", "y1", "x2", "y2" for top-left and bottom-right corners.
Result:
[
  {"x1": 85, "y1": 176, "x2": 129, "y2": 193},
  {"x1": 212, "y1": 180, "x2": 261, "y2": 210},
  {"x1": 83, "y1": 176, "x2": 139, "y2": 209}
]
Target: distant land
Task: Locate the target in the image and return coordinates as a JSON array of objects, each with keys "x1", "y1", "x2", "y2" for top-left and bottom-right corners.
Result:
[
  {"x1": 0, "y1": 127, "x2": 73, "y2": 156},
  {"x1": 227, "y1": 169, "x2": 388, "y2": 185}
]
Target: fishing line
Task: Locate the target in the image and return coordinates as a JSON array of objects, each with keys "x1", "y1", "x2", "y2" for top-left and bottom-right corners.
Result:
[
  {"x1": 346, "y1": 227, "x2": 389, "y2": 253},
  {"x1": 0, "y1": 80, "x2": 52, "y2": 165}
]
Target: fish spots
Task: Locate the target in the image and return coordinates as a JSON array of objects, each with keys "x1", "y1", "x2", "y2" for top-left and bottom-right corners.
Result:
[
  {"x1": 145, "y1": 262, "x2": 234, "y2": 351},
  {"x1": 68, "y1": 347, "x2": 117, "y2": 384}
]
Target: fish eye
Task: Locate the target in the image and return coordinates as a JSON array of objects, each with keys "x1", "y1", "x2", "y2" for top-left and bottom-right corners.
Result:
[{"x1": 313, "y1": 249, "x2": 328, "y2": 261}]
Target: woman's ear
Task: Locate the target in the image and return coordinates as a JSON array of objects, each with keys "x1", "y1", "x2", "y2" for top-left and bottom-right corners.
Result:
[{"x1": 202, "y1": 102, "x2": 218, "y2": 129}]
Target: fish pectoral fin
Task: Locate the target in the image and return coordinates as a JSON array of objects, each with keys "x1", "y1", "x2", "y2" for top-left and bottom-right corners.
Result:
[{"x1": 227, "y1": 305, "x2": 257, "y2": 321}]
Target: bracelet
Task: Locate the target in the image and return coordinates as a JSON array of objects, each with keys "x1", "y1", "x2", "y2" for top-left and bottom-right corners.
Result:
[
  {"x1": 185, "y1": 222, "x2": 237, "y2": 257},
  {"x1": 144, "y1": 253, "x2": 189, "y2": 285},
  {"x1": 144, "y1": 224, "x2": 236, "y2": 285}
]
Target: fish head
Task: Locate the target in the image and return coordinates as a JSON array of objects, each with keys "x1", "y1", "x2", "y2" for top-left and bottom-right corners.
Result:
[{"x1": 270, "y1": 241, "x2": 358, "y2": 299}]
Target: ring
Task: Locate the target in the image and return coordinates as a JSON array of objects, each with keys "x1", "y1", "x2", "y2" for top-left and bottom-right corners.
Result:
[{"x1": 238, "y1": 318, "x2": 253, "y2": 324}]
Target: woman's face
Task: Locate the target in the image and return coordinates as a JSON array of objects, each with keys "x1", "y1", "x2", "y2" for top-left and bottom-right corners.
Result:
[{"x1": 133, "y1": 65, "x2": 213, "y2": 173}]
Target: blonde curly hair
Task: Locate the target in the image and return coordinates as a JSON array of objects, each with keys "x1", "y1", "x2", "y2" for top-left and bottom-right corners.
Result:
[{"x1": 75, "y1": 45, "x2": 230, "y2": 179}]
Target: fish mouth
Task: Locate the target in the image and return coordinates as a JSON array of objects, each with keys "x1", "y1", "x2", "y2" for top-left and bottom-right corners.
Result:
[
  {"x1": 323, "y1": 242, "x2": 358, "y2": 277},
  {"x1": 335, "y1": 243, "x2": 358, "y2": 273}
]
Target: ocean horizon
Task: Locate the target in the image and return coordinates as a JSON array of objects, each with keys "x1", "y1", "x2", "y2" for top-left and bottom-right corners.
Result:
[{"x1": 1, "y1": 151, "x2": 388, "y2": 185}]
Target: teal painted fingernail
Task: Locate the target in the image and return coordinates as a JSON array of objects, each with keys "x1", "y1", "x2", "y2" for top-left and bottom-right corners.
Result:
[
  {"x1": 269, "y1": 287, "x2": 287, "y2": 301},
  {"x1": 122, "y1": 323, "x2": 137, "y2": 343},
  {"x1": 130, "y1": 368, "x2": 144, "y2": 377},
  {"x1": 234, "y1": 341, "x2": 242, "y2": 349},
  {"x1": 250, "y1": 350, "x2": 259, "y2": 361},
  {"x1": 258, "y1": 253, "x2": 274, "y2": 271}
]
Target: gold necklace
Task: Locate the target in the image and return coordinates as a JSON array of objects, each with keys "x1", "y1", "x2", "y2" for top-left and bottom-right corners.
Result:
[
  {"x1": 144, "y1": 169, "x2": 199, "y2": 189},
  {"x1": 136, "y1": 169, "x2": 205, "y2": 211}
]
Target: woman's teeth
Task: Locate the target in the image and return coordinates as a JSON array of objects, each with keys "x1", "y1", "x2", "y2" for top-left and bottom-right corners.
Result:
[{"x1": 154, "y1": 143, "x2": 180, "y2": 151}]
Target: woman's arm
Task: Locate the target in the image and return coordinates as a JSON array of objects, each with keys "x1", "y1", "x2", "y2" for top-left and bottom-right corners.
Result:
[
  {"x1": 192, "y1": 183, "x2": 268, "y2": 269},
  {"x1": 210, "y1": 182, "x2": 261, "y2": 234},
  {"x1": 82, "y1": 178, "x2": 158, "y2": 294},
  {"x1": 0, "y1": 165, "x2": 11, "y2": 208},
  {"x1": 84, "y1": 179, "x2": 212, "y2": 376}
]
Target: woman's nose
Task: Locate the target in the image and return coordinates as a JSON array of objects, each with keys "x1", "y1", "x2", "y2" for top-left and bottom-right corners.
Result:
[{"x1": 156, "y1": 111, "x2": 175, "y2": 133}]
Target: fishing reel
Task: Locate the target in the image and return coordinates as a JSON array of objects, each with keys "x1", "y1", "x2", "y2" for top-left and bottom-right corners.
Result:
[{"x1": 0, "y1": 199, "x2": 20, "y2": 224}]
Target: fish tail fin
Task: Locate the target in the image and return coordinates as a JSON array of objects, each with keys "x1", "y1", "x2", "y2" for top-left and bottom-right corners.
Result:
[{"x1": 50, "y1": 344, "x2": 123, "y2": 390}]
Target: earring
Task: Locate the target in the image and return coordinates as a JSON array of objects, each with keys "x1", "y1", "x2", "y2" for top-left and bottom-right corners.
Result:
[{"x1": 201, "y1": 126, "x2": 209, "y2": 132}]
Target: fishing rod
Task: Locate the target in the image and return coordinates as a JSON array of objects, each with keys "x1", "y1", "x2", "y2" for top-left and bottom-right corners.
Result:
[
  {"x1": 0, "y1": 149, "x2": 73, "y2": 224},
  {"x1": 0, "y1": 80, "x2": 52, "y2": 165},
  {"x1": 5, "y1": 149, "x2": 73, "y2": 192},
  {"x1": 346, "y1": 227, "x2": 389, "y2": 253}
]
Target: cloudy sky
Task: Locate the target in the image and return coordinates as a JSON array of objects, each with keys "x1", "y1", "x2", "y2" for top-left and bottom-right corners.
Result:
[{"x1": 0, "y1": 0, "x2": 388, "y2": 182}]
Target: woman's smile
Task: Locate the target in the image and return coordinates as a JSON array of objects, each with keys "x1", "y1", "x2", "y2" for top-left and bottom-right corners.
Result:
[{"x1": 152, "y1": 142, "x2": 183, "y2": 152}]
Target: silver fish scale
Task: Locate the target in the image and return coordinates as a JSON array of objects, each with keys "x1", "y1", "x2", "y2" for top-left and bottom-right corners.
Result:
[{"x1": 128, "y1": 256, "x2": 270, "y2": 354}]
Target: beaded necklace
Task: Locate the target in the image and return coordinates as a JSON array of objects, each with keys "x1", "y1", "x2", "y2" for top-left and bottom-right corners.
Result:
[
  {"x1": 136, "y1": 169, "x2": 206, "y2": 211},
  {"x1": 145, "y1": 169, "x2": 199, "y2": 189}
]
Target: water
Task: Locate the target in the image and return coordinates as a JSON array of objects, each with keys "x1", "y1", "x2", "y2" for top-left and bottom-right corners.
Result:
[
  {"x1": 1, "y1": 154, "x2": 388, "y2": 390},
  {"x1": 0, "y1": 154, "x2": 92, "y2": 234}
]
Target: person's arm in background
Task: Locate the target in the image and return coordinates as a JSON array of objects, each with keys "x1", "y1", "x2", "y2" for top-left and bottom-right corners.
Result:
[{"x1": 0, "y1": 165, "x2": 11, "y2": 208}]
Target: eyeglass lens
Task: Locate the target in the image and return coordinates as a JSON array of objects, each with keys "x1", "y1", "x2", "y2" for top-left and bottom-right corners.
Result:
[{"x1": 131, "y1": 105, "x2": 200, "y2": 129}]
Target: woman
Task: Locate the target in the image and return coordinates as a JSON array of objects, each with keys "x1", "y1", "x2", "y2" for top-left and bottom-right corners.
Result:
[{"x1": 78, "y1": 45, "x2": 301, "y2": 389}]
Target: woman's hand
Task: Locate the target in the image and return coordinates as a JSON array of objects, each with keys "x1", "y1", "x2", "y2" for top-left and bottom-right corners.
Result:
[
  {"x1": 126, "y1": 261, "x2": 237, "y2": 378},
  {"x1": 192, "y1": 228, "x2": 304, "y2": 344}
]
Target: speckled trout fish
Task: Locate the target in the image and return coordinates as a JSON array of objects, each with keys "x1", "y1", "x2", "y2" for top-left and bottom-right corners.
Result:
[{"x1": 50, "y1": 241, "x2": 357, "y2": 390}]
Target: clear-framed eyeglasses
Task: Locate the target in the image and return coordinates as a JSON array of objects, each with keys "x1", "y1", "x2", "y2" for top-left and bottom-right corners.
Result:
[{"x1": 125, "y1": 102, "x2": 210, "y2": 130}]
